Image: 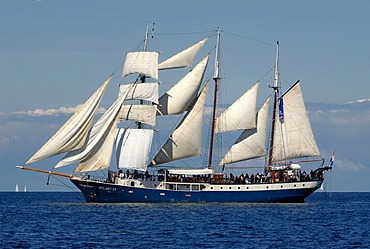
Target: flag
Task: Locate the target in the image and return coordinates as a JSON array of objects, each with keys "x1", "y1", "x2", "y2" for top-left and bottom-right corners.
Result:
[
  {"x1": 278, "y1": 97, "x2": 284, "y2": 123},
  {"x1": 329, "y1": 151, "x2": 335, "y2": 167}
]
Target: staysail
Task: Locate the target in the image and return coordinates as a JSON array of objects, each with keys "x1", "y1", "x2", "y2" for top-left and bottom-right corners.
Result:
[
  {"x1": 214, "y1": 82, "x2": 259, "y2": 133},
  {"x1": 150, "y1": 81, "x2": 209, "y2": 165},
  {"x1": 219, "y1": 97, "x2": 270, "y2": 165},
  {"x1": 157, "y1": 54, "x2": 209, "y2": 115},
  {"x1": 54, "y1": 88, "x2": 129, "y2": 172},
  {"x1": 158, "y1": 37, "x2": 208, "y2": 70},
  {"x1": 271, "y1": 81, "x2": 320, "y2": 162},
  {"x1": 26, "y1": 77, "x2": 112, "y2": 165}
]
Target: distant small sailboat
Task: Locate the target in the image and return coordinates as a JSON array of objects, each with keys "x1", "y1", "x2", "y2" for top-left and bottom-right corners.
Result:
[
  {"x1": 15, "y1": 184, "x2": 19, "y2": 192},
  {"x1": 24, "y1": 185, "x2": 27, "y2": 192}
]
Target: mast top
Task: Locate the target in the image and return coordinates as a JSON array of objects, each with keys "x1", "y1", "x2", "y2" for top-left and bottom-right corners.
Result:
[
  {"x1": 213, "y1": 27, "x2": 221, "y2": 80},
  {"x1": 273, "y1": 41, "x2": 280, "y2": 90},
  {"x1": 143, "y1": 23, "x2": 155, "y2": 52}
]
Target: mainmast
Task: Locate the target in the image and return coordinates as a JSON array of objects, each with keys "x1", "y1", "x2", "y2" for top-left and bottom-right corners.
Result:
[
  {"x1": 267, "y1": 41, "x2": 280, "y2": 171},
  {"x1": 207, "y1": 27, "x2": 221, "y2": 169}
]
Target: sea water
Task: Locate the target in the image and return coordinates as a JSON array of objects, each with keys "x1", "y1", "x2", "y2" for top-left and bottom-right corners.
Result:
[{"x1": 1, "y1": 192, "x2": 369, "y2": 248}]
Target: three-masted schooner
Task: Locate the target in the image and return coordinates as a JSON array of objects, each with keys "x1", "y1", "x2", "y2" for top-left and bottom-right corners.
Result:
[{"x1": 18, "y1": 26, "x2": 332, "y2": 203}]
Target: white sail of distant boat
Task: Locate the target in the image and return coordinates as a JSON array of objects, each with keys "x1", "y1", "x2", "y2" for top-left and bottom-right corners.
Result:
[
  {"x1": 15, "y1": 184, "x2": 19, "y2": 192},
  {"x1": 24, "y1": 185, "x2": 27, "y2": 192}
]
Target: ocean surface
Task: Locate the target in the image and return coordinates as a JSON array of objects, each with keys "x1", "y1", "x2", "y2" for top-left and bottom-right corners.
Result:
[{"x1": 1, "y1": 192, "x2": 369, "y2": 249}]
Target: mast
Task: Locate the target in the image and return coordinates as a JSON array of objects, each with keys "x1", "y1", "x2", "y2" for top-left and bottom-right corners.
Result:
[
  {"x1": 138, "y1": 23, "x2": 154, "y2": 128},
  {"x1": 207, "y1": 27, "x2": 221, "y2": 169},
  {"x1": 267, "y1": 41, "x2": 280, "y2": 171}
]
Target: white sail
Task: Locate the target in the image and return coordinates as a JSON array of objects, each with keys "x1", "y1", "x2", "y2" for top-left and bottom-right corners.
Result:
[
  {"x1": 118, "y1": 105, "x2": 157, "y2": 126},
  {"x1": 151, "y1": 81, "x2": 209, "y2": 165},
  {"x1": 157, "y1": 54, "x2": 209, "y2": 115},
  {"x1": 158, "y1": 37, "x2": 208, "y2": 70},
  {"x1": 219, "y1": 97, "x2": 270, "y2": 165},
  {"x1": 116, "y1": 128, "x2": 154, "y2": 171},
  {"x1": 55, "y1": 88, "x2": 129, "y2": 170},
  {"x1": 214, "y1": 82, "x2": 259, "y2": 133},
  {"x1": 26, "y1": 77, "x2": 112, "y2": 165},
  {"x1": 73, "y1": 116, "x2": 118, "y2": 173},
  {"x1": 122, "y1": 51, "x2": 159, "y2": 80},
  {"x1": 271, "y1": 82, "x2": 320, "y2": 161},
  {"x1": 119, "y1": 82, "x2": 159, "y2": 104}
]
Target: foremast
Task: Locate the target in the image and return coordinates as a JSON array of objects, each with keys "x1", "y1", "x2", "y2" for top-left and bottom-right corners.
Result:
[
  {"x1": 207, "y1": 26, "x2": 221, "y2": 169},
  {"x1": 138, "y1": 23, "x2": 154, "y2": 129}
]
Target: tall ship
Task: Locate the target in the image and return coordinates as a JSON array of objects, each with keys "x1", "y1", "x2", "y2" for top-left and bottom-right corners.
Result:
[{"x1": 18, "y1": 26, "x2": 332, "y2": 203}]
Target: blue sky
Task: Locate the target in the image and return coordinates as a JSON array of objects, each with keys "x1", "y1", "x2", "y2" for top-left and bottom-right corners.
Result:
[{"x1": 1, "y1": 0, "x2": 370, "y2": 192}]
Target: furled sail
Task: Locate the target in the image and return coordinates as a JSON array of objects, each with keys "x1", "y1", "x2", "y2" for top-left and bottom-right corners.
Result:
[
  {"x1": 157, "y1": 54, "x2": 209, "y2": 115},
  {"x1": 271, "y1": 82, "x2": 320, "y2": 162},
  {"x1": 115, "y1": 128, "x2": 154, "y2": 171},
  {"x1": 150, "y1": 81, "x2": 209, "y2": 165},
  {"x1": 26, "y1": 77, "x2": 112, "y2": 165},
  {"x1": 214, "y1": 82, "x2": 259, "y2": 133},
  {"x1": 122, "y1": 51, "x2": 159, "y2": 80},
  {"x1": 118, "y1": 105, "x2": 157, "y2": 126},
  {"x1": 158, "y1": 37, "x2": 208, "y2": 70},
  {"x1": 54, "y1": 88, "x2": 129, "y2": 171},
  {"x1": 119, "y1": 83, "x2": 159, "y2": 104},
  {"x1": 219, "y1": 97, "x2": 270, "y2": 165}
]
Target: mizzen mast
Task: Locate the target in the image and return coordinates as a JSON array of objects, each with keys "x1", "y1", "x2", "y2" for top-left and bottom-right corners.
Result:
[
  {"x1": 267, "y1": 41, "x2": 280, "y2": 171},
  {"x1": 207, "y1": 27, "x2": 221, "y2": 169}
]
